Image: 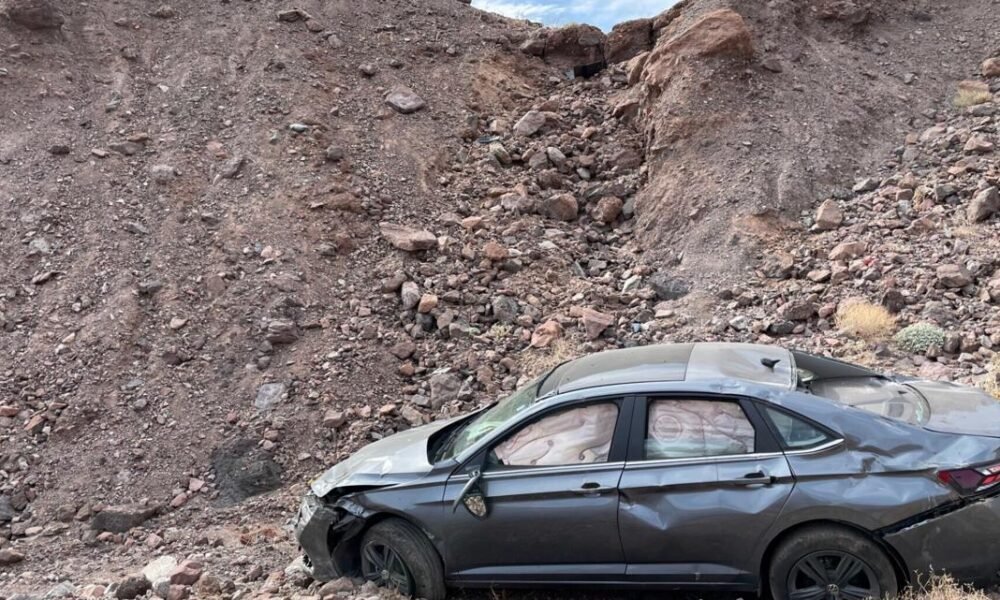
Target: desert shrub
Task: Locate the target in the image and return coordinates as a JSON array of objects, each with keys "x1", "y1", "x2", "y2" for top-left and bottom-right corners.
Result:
[
  {"x1": 984, "y1": 353, "x2": 1000, "y2": 401},
  {"x1": 902, "y1": 575, "x2": 993, "y2": 600},
  {"x1": 894, "y1": 323, "x2": 946, "y2": 354},
  {"x1": 519, "y1": 339, "x2": 578, "y2": 378},
  {"x1": 837, "y1": 300, "x2": 896, "y2": 340},
  {"x1": 954, "y1": 87, "x2": 992, "y2": 107}
]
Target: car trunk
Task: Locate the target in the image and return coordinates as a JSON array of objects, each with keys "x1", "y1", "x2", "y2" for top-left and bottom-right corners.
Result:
[
  {"x1": 808, "y1": 376, "x2": 1000, "y2": 436},
  {"x1": 904, "y1": 380, "x2": 1000, "y2": 439}
]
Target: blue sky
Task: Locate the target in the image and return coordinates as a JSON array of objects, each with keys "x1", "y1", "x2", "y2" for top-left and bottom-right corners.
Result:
[{"x1": 472, "y1": 0, "x2": 676, "y2": 31}]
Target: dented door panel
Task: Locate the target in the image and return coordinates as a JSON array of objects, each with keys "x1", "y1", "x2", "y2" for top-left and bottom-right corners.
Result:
[{"x1": 619, "y1": 455, "x2": 793, "y2": 584}]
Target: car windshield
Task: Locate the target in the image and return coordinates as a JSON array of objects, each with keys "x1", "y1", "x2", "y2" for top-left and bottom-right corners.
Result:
[{"x1": 436, "y1": 374, "x2": 544, "y2": 461}]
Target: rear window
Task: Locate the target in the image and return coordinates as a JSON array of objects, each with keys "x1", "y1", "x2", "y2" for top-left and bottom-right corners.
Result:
[{"x1": 808, "y1": 377, "x2": 929, "y2": 425}]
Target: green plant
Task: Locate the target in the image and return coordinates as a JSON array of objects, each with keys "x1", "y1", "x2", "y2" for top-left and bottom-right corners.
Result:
[{"x1": 894, "y1": 323, "x2": 946, "y2": 354}]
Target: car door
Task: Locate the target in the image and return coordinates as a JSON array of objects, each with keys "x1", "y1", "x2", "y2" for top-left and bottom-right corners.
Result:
[
  {"x1": 617, "y1": 395, "x2": 794, "y2": 587},
  {"x1": 441, "y1": 396, "x2": 632, "y2": 585}
]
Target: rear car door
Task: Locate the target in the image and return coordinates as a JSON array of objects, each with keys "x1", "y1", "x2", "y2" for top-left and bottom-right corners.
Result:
[
  {"x1": 618, "y1": 395, "x2": 794, "y2": 587},
  {"x1": 442, "y1": 397, "x2": 632, "y2": 584}
]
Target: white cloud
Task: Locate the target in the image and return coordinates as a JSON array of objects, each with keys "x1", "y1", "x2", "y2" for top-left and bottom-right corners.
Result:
[
  {"x1": 473, "y1": 0, "x2": 677, "y2": 31},
  {"x1": 474, "y1": 0, "x2": 567, "y2": 21}
]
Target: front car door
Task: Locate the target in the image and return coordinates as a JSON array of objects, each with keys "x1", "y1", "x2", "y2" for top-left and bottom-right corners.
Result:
[
  {"x1": 617, "y1": 394, "x2": 794, "y2": 588},
  {"x1": 442, "y1": 396, "x2": 632, "y2": 585}
]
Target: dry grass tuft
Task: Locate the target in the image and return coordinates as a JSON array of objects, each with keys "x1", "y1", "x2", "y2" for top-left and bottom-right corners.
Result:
[
  {"x1": 519, "y1": 339, "x2": 579, "y2": 378},
  {"x1": 954, "y1": 88, "x2": 992, "y2": 107},
  {"x1": 837, "y1": 300, "x2": 896, "y2": 341},
  {"x1": 903, "y1": 575, "x2": 994, "y2": 600},
  {"x1": 984, "y1": 353, "x2": 1000, "y2": 401}
]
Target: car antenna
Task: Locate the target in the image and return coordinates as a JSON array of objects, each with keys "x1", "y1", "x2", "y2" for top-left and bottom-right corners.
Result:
[{"x1": 761, "y1": 358, "x2": 780, "y2": 370}]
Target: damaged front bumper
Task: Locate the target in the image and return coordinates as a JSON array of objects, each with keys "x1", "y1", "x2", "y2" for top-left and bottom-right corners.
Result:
[
  {"x1": 884, "y1": 492, "x2": 1000, "y2": 587},
  {"x1": 294, "y1": 493, "x2": 341, "y2": 581},
  {"x1": 293, "y1": 492, "x2": 371, "y2": 582}
]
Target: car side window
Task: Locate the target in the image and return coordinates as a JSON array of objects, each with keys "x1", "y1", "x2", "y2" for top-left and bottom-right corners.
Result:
[
  {"x1": 490, "y1": 403, "x2": 619, "y2": 468},
  {"x1": 764, "y1": 407, "x2": 833, "y2": 449},
  {"x1": 645, "y1": 399, "x2": 755, "y2": 460}
]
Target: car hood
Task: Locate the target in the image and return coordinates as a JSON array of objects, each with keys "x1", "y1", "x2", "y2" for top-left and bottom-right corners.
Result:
[{"x1": 310, "y1": 417, "x2": 456, "y2": 497}]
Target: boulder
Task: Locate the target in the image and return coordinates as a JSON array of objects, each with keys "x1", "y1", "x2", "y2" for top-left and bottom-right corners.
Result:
[
  {"x1": 968, "y1": 187, "x2": 999, "y2": 222},
  {"x1": 606, "y1": 18, "x2": 654, "y2": 64},
  {"x1": 642, "y1": 9, "x2": 754, "y2": 88},
  {"x1": 91, "y1": 503, "x2": 160, "y2": 533},
  {"x1": 519, "y1": 23, "x2": 606, "y2": 70},
  {"x1": 5, "y1": 0, "x2": 63, "y2": 29},
  {"x1": 937, "y1": 264, "x2": 973, "y2": 288}
]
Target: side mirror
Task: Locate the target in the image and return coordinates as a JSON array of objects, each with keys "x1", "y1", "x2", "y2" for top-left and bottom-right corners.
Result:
[{"x1": 451, "y1": 469, "x2": 488, "y2": 519}]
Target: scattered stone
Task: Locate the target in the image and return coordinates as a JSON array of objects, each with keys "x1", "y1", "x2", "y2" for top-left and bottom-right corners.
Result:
[
  {"x1": 170, "y1": 560, "x2": 203, "y2": 586},
  {"x1": 513, "y1": 110, "x2": 546, "y2": 137},
  {"x1": 648, "y1": 272, "x2": 691, "y2": 301},
  {"x1": 385, "y1": 86, "x2": 426, "y2": 114},
  {"x1": 429, "y1": 370, "x2": 462, "y2": 409},
  {"x1": 984, "y1": 57, "x2": 1000, "y2": 78},
  {"x1": 322, "y1": 409, "x2": 346, "y2": 429},
  {"x1": 964, "y1": 135, "x2": 994, "y2": 154},
  {"x1": 829, "y1": 241, "x2": 866, "y2": 261},
  {"x1": 531, "y1": 320, "x2": 563, "y2": 347},
  {"x1": 150, "y1": 164, "x2": 177, "y2": 184},
  {"x1": 276, "y1": 8, "x2": 311, "y2": 21},
  {"x1": 254, "y1": 382, "x2": 286, "y2": 412},
  {"x1": 379, "y1": 223, "x2": 437, "y2": 251},
  {"x1": 937, "y1": 264, "x2": 973, "y2": 288},
  {"x1": 814, "y1": 199, "x2": 844, "y2": 230},
  {"x1": 0, "y1": 548, "x2": 25, "y2": 565},
  {"x1": 265, "y1": 319, "x2": 300, "y2": 344},
  {"x1": 150, "y1": 5, "x2": 176, "y2": 18},
  {"x1": 778, "y1": 301, "x2": 817, "y2": 322},
  {"x1": 592, "y1": 196, "x2": 623, "y2": 224},
  {"x1": 542, "y1": 193, "x2": 578, "y2": 221},
  {"x1": 578, "y1": 308, "x2": 614, "y2": 339},
  {"x1": 115, "y1": 575, "x2": 151, "y2": 600}
]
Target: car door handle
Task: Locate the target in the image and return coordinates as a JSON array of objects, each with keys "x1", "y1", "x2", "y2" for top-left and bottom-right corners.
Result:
[
  {"x1": 719, "y1": 469, "x2": 777, "y2": 486},
  {"x1": 572, "y1": 482, "x2": 616, "y2": 495}
]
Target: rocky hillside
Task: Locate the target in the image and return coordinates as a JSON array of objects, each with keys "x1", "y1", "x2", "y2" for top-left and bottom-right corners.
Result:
[{"x1": 1, "y1": 0, "x2": 1000, "y2": 597}]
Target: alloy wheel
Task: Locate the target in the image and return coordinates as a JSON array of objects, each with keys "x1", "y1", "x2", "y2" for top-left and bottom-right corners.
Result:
[
  {"x1": 787, "y1": 550, "x2": 881, "y2": 600},
  {"x1": 361, "y1": 541, "x2": 414, "y2": 596}
]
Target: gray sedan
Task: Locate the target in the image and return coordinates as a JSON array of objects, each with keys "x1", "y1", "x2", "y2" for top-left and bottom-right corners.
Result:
[{"x1": 294, "y1": 342, "x2": 1000, "y2": 600}]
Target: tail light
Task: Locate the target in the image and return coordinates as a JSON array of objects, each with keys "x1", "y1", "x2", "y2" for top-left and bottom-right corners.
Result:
[{"x1": 938, "y1": 462, "x2": 1000, "y2": 493}]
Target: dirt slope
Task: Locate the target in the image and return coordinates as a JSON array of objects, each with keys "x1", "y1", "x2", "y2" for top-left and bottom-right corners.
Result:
[{"x1": 622, "y1": 0, "x2": 999, "y2": 279}]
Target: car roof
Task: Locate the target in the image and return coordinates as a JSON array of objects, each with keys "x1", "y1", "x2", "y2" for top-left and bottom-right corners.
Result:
[{"x1": 539, "y1": 342, "x2": 795, "y2": 396}]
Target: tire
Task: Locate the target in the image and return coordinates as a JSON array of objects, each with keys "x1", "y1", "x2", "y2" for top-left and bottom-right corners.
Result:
[
  {"x1": 359, "y1": 518, "x2": 446, "y2": 600},
  {"x1": 769, "y1": 525, "x2": 898, "y2": 600}
]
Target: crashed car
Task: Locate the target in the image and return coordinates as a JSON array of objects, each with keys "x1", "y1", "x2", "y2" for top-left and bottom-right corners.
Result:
[{"x1": 295, "y1": 342, "x2": 1000, "y2": 600}]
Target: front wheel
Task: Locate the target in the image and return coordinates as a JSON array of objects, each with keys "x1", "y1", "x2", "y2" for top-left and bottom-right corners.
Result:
[
  {"x1": 769, "y1": 526, "x2": 899, "y2": 600},
  {"x1": 359, "y1": 518, "x2": 446, "y2": 600}
]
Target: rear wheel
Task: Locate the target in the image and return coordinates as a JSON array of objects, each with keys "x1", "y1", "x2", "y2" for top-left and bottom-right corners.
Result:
[
  {"x1": 359, "y1": 518, "x2": 446, "y2": 600},
  {"x1": 769, "y1": 526, "x2": 898, "y2": 600}
]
